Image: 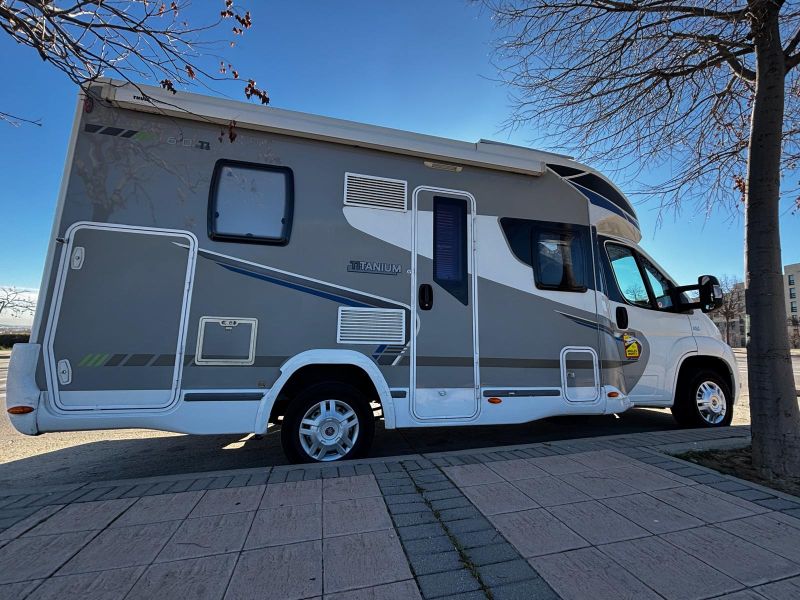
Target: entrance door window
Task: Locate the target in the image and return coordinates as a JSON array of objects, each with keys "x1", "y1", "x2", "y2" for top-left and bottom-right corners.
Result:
[{"x1": 433, "y1": 197, "x2": 469, "y2": 305}]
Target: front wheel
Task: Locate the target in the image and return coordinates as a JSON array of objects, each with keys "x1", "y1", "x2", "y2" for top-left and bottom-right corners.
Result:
[
  {"x1": 281, "y1": 382, "x2": 375, "y2": 463},
  {"x1": 671, "y1": 369, "x2": 733, "y2": 428}
]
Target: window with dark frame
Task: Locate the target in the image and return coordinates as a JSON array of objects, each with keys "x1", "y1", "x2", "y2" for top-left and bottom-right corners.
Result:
[
  {"x1": 209, "y1": 160, "x2": 294, "y2": 245},
  {"x1": 500, "y1": 218, "x2": 591, "y2": 293},
  {"x1": 433, "y1": 196, "x2": 469, "y2": 305}
]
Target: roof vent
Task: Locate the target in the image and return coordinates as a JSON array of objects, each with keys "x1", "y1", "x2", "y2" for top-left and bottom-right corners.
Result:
[
  {"x1": 337, "y1": 307, "x2": 406, "y2": 345},
  {"x1": 344, "y1": 173, "x2": 407, "y2": 211}
]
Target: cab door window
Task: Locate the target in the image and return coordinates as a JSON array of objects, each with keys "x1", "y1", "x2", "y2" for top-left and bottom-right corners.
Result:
[
  {"x1": 606, "y1": 244, "x2": 651, "y2": 307},
  {"x1": 640, "y1": 257, "x2": 674, "y2": 309}
]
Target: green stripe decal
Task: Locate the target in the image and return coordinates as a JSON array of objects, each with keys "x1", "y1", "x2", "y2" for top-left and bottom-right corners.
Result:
[
  {"x1": 77, "y1": 354, "x2": 96, "y2": 367},
  {"x1": 91, "y1": 353, "x2": 110, "y2": 367},
  {"x1": 77, "y1": 353, "x2": 110, "y2": 367}
]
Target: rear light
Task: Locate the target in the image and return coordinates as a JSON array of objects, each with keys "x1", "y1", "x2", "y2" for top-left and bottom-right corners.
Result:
[{"x1": 7, "y1": 406, "x2": 34, "y2": 415}]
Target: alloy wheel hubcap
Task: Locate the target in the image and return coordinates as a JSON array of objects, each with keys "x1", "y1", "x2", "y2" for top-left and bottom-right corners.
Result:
[
  {"x1": 299, "y1": 399, "x2": 359, "y2": 461},
  {"x1": 696, "y1": 381, "x2": 727, "y2": 425}
]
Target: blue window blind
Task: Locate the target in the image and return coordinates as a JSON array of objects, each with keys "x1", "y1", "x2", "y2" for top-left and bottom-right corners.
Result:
[{"x1": 433, "y1": 197, "x2": 469, "y2": 305}]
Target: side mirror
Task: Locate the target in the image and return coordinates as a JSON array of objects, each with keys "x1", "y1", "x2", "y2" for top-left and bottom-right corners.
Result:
[
  {"x1": 698, "y1": 275, "x2": 723, "y2": 313},
  {"x1": 673, "y1": 275, "x2": 723, "y2": 313}
]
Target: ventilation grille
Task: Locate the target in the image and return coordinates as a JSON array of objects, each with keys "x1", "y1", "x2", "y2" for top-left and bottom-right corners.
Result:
[
  {"x1": 344, "y1": 173, "x2": 407, "y2": 211},
  {"x1": 337, "y1": 307, "x2": 406, "y2": 345}
]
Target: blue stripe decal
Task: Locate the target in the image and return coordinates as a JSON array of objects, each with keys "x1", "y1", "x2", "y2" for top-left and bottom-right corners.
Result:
[
  {"x1": 219, "y1": 264, "x2": 371, "y2": 308},
  {"x1": 571, "y1": 183, "x2": 640, "y2": 228},
  {"x1": 556, "y1": 310, "x2": 615, "y2": 337},
  {"x1": 372, "y1": 344, "x2": 388, "y2": 360}
]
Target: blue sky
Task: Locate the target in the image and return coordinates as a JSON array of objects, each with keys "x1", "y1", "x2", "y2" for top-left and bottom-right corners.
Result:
[{"x1": 1, "y1": 0, "x2": 798, "y2": 304}]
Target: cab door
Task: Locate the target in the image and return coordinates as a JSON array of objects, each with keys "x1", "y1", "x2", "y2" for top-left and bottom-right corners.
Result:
[{"x1": 601, "y1": 239, "x2": 696, "y2": 404}]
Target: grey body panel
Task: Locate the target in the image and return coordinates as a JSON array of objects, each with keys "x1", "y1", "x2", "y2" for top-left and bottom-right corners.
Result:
[{"x1": 32, "y1": 93, "x2": 647, "y2": 428}]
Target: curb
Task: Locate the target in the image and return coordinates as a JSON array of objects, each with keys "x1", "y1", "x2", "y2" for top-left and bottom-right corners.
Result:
[
  {"x1": 651, "y1": 436, "x2": 751, "y2": 454},
  {"x1": 0, "y1": 427, "x2": 751, "y2": 498},
  {"x1": 654, "y1": 447, "x2": 800, "y2": 506}
]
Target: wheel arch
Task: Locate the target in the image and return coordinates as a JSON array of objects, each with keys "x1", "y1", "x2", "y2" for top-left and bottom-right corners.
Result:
[
  {"x1": 672, "y1": 354, "x2": 736, "y2": 407},
  {"x1": 254, "y1": 349, "x2": 395, "y2": 434}
]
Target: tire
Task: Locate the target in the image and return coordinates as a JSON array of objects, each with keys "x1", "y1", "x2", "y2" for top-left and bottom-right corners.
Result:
[
  {"x1": 671, "y1": 368, "x2": 734, "y2": 428},
  {"x1": 280, "y1": 382, "x2": 375, "y2": 463}
]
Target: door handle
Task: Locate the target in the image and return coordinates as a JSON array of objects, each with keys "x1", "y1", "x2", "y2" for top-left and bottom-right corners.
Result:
[
  {"x1": 616, "y1": 306, "x2": 629, "y2": 330},
  {"x1": 419, "y1": 284, "x2": 433, "y2": 311}
]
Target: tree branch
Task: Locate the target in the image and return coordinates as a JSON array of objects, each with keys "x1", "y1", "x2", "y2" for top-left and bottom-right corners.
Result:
[
  {"x1": 1, "y1": 0, "x2": 268, "y2": 126},
  {"x1": 0, "y1": 110, "x2": 42, "y2": 127}
]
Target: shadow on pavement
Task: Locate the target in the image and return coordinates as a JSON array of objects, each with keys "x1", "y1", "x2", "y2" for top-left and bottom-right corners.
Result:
[{"x1": 0, "y1": 408, "x2": 679, "y2": 489}]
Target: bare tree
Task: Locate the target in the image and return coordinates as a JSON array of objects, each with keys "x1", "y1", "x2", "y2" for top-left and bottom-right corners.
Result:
[
  {"x1": 718, "y1": 275, "x2": 745, "y2": 346},
  {"x1": 484, "y1": 0, "x2": 800, "y2": 479},
  {"x1": 624, "y1": 283, "x2": 649, "y2": 305},
  {"x1": 0, "y1": 0, "x2": 269, "y2": 126},
  {"x1": 0, "y1": 287, "x2": 36, "y2": 318}
]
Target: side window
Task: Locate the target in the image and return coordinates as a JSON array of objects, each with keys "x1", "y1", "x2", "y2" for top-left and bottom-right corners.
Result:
[
  {"x1": 606, "y1": 244, "x2": 651, "y2": 307},
  {"x1": 433, "y1": 196, "x2": 469, "y2": 305},
  {"x1": 640, "y1": 257, "x2": 674, "y2": 309},
  {"x1": 533, "y1": 227, "x2": 588, "y2": 292},
  {"x1": 500, "y1": 218, "x2": 591, "y2": 293},
  {"x1": 209, "y1": 161, "x2": 293, "y2": 245}
]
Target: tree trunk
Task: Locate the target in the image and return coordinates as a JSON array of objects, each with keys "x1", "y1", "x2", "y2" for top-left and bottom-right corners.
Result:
[{"x1": 745, "y1": 1, "x2": 800, "y2": 479}]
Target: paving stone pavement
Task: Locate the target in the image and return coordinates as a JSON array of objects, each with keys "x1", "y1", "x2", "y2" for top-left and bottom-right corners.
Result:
[{"x1": 2, "y1": 426, "x2": 800, "y2": 599}]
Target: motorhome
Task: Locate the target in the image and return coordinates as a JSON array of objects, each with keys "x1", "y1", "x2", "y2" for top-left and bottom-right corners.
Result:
[{"x1": 6, "y1": 80, "x2": 735, "y2": 463}]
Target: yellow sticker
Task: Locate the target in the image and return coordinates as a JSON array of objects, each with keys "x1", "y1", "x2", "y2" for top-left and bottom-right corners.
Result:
[{"x1": 622, "y1": 333, "x2": 641, "y2": 359}]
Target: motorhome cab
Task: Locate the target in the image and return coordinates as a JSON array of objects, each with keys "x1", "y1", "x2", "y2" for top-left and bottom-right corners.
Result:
[{"x1": 6, "y1": 80, "x2": 735, "y2": 463}]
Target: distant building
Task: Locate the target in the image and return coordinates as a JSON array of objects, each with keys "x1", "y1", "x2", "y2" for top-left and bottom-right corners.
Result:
[
  {"x1": 710, "y1": 281, "x2": 748, "y2": 347},
  {"x1": 785, "y1": 263, "x2": 800, "y2": 348},
  {"x1": 708, "y1": 263, "x2": 800, "y2": 348}
]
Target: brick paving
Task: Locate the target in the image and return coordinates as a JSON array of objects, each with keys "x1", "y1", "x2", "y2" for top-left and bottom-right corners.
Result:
[{"x1": 1, "y1": 426, "x2": 799, "y2": 599}]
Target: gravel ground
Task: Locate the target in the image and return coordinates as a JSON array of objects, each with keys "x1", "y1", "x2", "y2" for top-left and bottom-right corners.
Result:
[{"x1": 2, "y1": 350, "x2": 798, "y2": 489}]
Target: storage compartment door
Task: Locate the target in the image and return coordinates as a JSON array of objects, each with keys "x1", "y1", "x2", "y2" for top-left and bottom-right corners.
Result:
[
  {"x1": 561, "y1": 347, "x2": 600, "y2": 402},
  {"x1": 46, "y1": 225, "x2": 196, "y2": 410}
]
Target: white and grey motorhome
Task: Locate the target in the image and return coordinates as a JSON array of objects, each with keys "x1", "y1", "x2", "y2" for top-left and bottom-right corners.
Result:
[{"x1": 6, "y1": 80, "x2": 735, "y2": 462}]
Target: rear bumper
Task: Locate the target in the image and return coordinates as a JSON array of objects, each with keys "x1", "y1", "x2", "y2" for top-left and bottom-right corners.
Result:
[{"x1": 5, "y1": 343, "x2": 41, "y2": 435}]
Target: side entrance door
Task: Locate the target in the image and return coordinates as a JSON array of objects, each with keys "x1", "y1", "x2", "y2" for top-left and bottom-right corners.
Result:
[
  {"x1": 411, "y1": 188, "x2": 479, "y2": 419},
  {"x1": 45, "y1": 224, "x2": 196, "y2": 411}
]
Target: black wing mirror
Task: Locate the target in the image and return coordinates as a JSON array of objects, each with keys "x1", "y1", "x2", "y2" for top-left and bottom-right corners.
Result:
[
  {"x1": 673, "y1": 275, "x2": 723, "y2": 313},
  {"x1": 698, "y1": 275, "x2": 723, "y2": 313}
]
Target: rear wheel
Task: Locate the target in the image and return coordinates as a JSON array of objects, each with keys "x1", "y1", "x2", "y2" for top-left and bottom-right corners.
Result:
[
  {"x1": 671, "y1": 368, "x2": 733, "y2": 428},
  {"x1": 281, "y1": 382, "x2": 375, "y2": 463}
]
